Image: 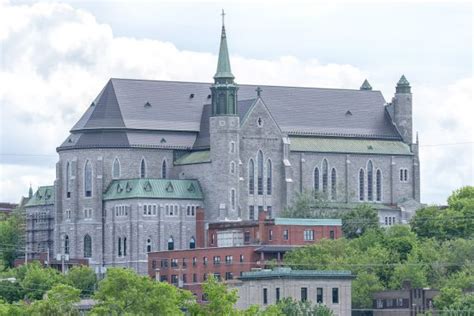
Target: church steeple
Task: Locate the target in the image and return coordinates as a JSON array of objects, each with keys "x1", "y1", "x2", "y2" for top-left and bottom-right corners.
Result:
[
  {"x1": 211, "y1": 10, "x2": 238, "y2": 116},
  {"x1": 214, "y1": 10, "x2": 234, "y2": 81}
]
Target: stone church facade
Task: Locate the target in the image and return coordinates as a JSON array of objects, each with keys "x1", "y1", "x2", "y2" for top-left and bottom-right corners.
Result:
[{"x1": 25, "y1": 21, "x2": 420, "y2": 274}]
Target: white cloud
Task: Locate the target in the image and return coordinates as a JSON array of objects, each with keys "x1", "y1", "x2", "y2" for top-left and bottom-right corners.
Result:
[{"x1": 0, "y1": 1, "x2": 472, "y2": 204}]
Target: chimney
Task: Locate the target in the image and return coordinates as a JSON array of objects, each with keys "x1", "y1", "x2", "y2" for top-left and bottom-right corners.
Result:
[
  {"x1": 258, "y1": 209, "x2": 267, "y2": 244},
  {"x1": 196, "y1": 207, "x2": 205, "y2": 248}
]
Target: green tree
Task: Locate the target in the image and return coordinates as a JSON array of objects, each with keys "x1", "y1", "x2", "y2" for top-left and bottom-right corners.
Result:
[
  {"x1": 20, "y1": 263, "x2": 65, "y2": 300},
  {"x1": 190, "y1": 275, "x2": 239, "y2": 316},
  {"x1": 91, "y1": 268, "x2": 190, "y2": 315},
  {"x1": 0, "y1": 212, "x2": 25, "y2": 268},
  {"x1": 341, "y1": 204, "x2": 379, "y2": 239},
  {"x1": 351, "y1": 271, "x2": 384, "y2": 308},
  {"x1": 389, "y1": 253, "x2": 428, "y2": 289},
  {"x1": 410, "y1": 206, "x2": 441, "y2": 238},
  {"x1": 282, "y1": 191, "x2": 333, "y2": 218},
  {"x1": 276, "y1": 297, "x2": 334, "y2": 316},
  {"x1": 28, "y1": 284, "x2": 80, "y2": 316},
  {"x1": 65, "y1": 266, "x2": 96, "y2": 296}
]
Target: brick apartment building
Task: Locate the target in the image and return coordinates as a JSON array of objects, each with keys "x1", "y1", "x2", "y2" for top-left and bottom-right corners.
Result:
[{"x1": 148, "y1": 209, "x2": 342, "y2": 300}]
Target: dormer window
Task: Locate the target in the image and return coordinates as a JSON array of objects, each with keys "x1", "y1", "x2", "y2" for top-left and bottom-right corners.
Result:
[
  {"x1": 257, "y1": 117, "x2": 263, "y2": 127},
  {"x1": 144, "y1": 101, "x2": 151, "y2": 107}
]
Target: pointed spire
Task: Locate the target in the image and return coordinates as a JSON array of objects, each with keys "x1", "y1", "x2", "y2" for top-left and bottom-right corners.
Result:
[
  {"x1": 28, "y1": 183, "x2": 33, "y2": 198},
  {"x1": 396, "y1": 75, "x2": 411, "y2": 93},
  {"x1": 214, "y1": 9, "x2": 234, "y2": 80},
  {"x1": 416, "y1": 132, "x2": 419, "y2": 144},
  {"x1": 360, "y1": 79, "x2": 372, "y2": 91}
]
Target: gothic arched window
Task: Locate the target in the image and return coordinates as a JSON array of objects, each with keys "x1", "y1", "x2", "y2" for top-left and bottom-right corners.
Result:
[
  {"x1": 64, "y1": 235, "x2": 70, "y2": 254},
  {"x1": 230, "y1": 189, "x2": 236, "y2": 210},
  {"x1": 161, "y1": 160, "x2": 167, "y2": 179},
  {"x1": 367, "y1": 161, "x2": 374, "y2": 201},
  {"x1": 66, "y1": 161, "x2": 71, "y2": 198},
  {"x1": 113, "y1": 158, "x2": 120, "y2": 179},
  {"x1": 376, "y1": 169, "x2": 382, "y2": 202},
  {"x1": 140, "y1": 159, "x2": 146, "y2": 178},
  {"x1": 146, "y1": 238, "x2": 152, "y2": 253},
  {"x1": 229, "y1": 94, "x2": 235, "y2": 113},
  {"x1": 168, "y1": 236, "x2": 174, "y2": 251},
  {"x1": 218, "y1": 93, "x2": 226, "y2": 114},
  {"x1": 314, "y1": 167, "x2": 320, "y2": 192},
  {"x1": 123, "y1": 237, "x2": 127, "y2": 256},
  {"x1": 84, "y1": 234, "x2": 92, "y2": 258},
  {"x1": 189, "y1": 237, "x2": 196, "y2": 249},
  {"x1": 248, "y1": 159, "x2": 255, "y2": 195},
  {"x1": 359, "y1": 169, "x2": 365, "y2": 201},
  {"x1": 331, "y1": 168, "x2": 337, "y2": 200},
  {"x1": 322, "y1": 159, "x2": 329, "y2": 195},
  {"x1": 84, "y1": 160, "x2": 92, "y2": 197},
  {"x1": 118, "y1": 237, "x2": 122, "y2": 256},
  {"x1": 257, "y1": 151, "x2": 264, "y2": 195},
  {"x1": 266, "y1": 159, "x2": 272, "y2": 195}
]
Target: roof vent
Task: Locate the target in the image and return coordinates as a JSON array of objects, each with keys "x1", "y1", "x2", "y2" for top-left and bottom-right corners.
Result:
[
  {"x1": 126, "y1": 182, "x2": 132, "y2": 192},
  {"x1": 144, "y1": 101, "x2": 151, "y2": 107},
  {"x1": 345, "y1": 110, "x2": 353, "y2": 116},
  {"x1": 68, "y1": 138, "x2": 73, "y2": 143},
  {"x1": 187, "y1": 183, "x2": 195, "y2": 192},
  {"x1": 207, "y1": 94, "x2": 211, "y2": 99},
  {"x1": 166, "y1": 182, "x2": 174, "y2": 193},
  {"x1": 116, "y1": 183, "x2": 123, "y2": 193},
  {"x1": 160, "y1": 138, "x2": 167, "y2": 144},
  {"x1": 368, "y1": 145, "x2": 374, "y2": 150},
  {"x1": 189, "y1": 93, "x2": 195, "y2": 98},
  {"x1": 90, "y1": 102, "x2": 95, "y2": 107},
  {"x1": 143, "y1": 181, "x2": 152, "y2": 192}
]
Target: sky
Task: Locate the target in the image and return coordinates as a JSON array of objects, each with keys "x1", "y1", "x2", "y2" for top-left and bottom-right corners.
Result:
[{"x1": 0, "y1": 0, "x2": 472, "y2": 204}]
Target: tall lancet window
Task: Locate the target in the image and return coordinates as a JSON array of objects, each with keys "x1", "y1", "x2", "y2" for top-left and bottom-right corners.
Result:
[
  {"x1": 314, "y1": 167, "x2": 320, "y2": 192},
  {"x1": 266, "y1": 159, "x2": 272, "y2": 195},
  {"x1": 66, "y1": 161, "x2": 71, "y2": 198},
  {"x1": 84, "y1": 234, "x2": 92, "y2": 258},
  {"x1": 322, "y1": 159, "x2": 329, "y2": 195},
  {"x1": 161, "y1": 160, "x2": 167, "y2": 179},
  {"x1": 248, "y1": 159, "x2": 255, "y2": 195},
  {"x1": 84, "y1": 160, "x2": 92, "y2": 197},
  {"x1": 367, "y1": 161, "x2": 374, "y2": 201},
  {"x1": 113, "y1": 158, "x2": 120, "y2": 179},
  {"x1": 331, "y1": 168, "x2": 337, "y2": 200},
  {"x1": 359, "y1": 169, "x2": 365, "y2": 201},
  {"x1": 376, "y1": 169, "x2": 382, "y2": 202},
  {"x1": 140, "y1": 159, "x2": 146, "y2": 178},
  {"x1": 257, "y1": 151, "x2": 264, "y2": 195}
]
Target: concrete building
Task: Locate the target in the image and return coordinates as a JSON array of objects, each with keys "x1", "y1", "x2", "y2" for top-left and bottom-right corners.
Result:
[
  {"x1": 25, "y1": 15, "x2": 421, "y2": 273},
  {"x1": 231, "y1": 267, "x2": 353, "y2": 316}
]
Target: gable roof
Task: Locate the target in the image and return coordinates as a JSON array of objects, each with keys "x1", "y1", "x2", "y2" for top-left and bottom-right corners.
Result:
[
  {"x1": 25, "y1": 186, "x2": 55, "y2": 207},
  {"x1": 66, "y1": 78, "x2": 401, "y2": 150},
  {"x1": 103, "y1": 178, "x2": 204, "y2": 201}
]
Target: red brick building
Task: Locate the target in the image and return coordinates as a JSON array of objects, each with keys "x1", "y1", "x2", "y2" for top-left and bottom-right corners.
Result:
[{"x1": 148, "y1": 210, "x2": 342, "y2": 300}]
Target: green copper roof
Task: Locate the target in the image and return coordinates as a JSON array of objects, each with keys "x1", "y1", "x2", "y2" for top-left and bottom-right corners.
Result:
[
  {"x1": 274, "y1": 218, "x2": 342, "y2": 226},
  {"x1": 360, "y1": 79, "x2": 372, "y2": 90},
  {"x1": 25, "y1": 186, "x2": 55, "y2": 207},
  {"x1": 103, "y1": 179, "x2": 204, "y2": 201},
  {"x1": 174, "y1": 151, "x2": 211, "y2": 165},
  {"x1": 397, "y1": 75, "x2": 410, "y2": 86},
  {"x1": 240, "y1": 268, "x2": 354, "y2": 280},
  {"x1": 214, "y1": 25, "x2": 234, "y2": 80},
  {"x1": 289, "y1": 137, "x2": 412, "y2": 155}
]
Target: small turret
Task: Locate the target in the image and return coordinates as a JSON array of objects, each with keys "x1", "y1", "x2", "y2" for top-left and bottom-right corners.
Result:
[
  {"x1": 392, "y1": 75, "x2": 413, "y2": 144},
  {"x1": 360, "y1": 79, "x2": 372, "y2": 91},
  {"x1": 396, "y1": 75, "x2": 411, "y2": 93}
]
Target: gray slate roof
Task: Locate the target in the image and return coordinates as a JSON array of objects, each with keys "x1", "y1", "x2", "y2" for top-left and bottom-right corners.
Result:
[{"x1": 61, "y1": 78, "x2": 401, "y2": 150}]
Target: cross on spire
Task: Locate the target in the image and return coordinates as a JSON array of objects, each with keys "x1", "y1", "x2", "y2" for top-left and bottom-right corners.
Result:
[
  {"x1": 221, "y1": 9, "x2": 226, "y2": 27},
  {"x1": 256, "y1": 87, "x2": 262, "y2": 97}
]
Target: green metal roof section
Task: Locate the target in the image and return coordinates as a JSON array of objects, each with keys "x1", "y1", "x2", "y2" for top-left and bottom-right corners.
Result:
[
  {"x1": 396, "y1": 75, "x2": 411, "y2": 93},
  {"x1": 289, "y1": 137, "x2": 412, "y2": 155},
  {"x1": 214, "y1": 12, "x2": 234, "y2": 80},
  {"x1": 240, "y1": 268, "x2": 354, "y2": 280},
  {"x1": 103, "y1": 179, "x2": 204, "y2": 201},
  {"x1": 360, "y1": 79, "x2": 372, "y2": 91},
  {"x1": 25, "y1": 186, "x2": 55, "y2": 207},
  {"x1": 274, "y1": 218, "x2": 342, "y2": 226},
  {"x1": 174, "y1": 151, "x2": 211, "y2": 165},
  {"x1": 397, "y1": 75, "x2": 410, "y2": 86}
]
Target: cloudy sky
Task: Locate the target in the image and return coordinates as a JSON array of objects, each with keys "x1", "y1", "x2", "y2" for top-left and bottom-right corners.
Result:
[{"x1": 0, "y1": 0, "x2": 472, "y2": 204}]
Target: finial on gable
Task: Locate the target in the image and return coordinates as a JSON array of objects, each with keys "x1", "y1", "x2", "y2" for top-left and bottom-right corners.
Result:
[{"x1": 256, "y1": 87, "x2": 262, "y2": 97}]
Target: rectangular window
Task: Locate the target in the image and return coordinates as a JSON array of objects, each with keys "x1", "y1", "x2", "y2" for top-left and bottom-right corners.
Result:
[
  {"x1": 301, "y1": 287, "x2": 308, "y2": 302},
  {"x1": 329, "y1": 230, "x2": 335, "y2": 240},
  {"x1": 317, "y1": 288, "x2": 323, "y2": 303},
  {"x1": 276, "y1": 288, "x2": 280, "y2": 302},
  {"x1": 193, "y1": 274, "x2": 197, "y2": 283},
  {"x1": 203, "y1": 257, "x2": 208, "y2": 266},
  {"x1": 268, "y1": 229, "x2": 273, "y2": 241},
  {"x1": 225, "y1": 255, "x2": 233, "y2": 264},
  {"x1": 160, "y1": 275, "x2": 168, "y2": 282},
  {"x1": 213, "y1": 256, "x2": 221, "y2": 265},
  {"x1": 160, "y1": 259, "x2": 168, "y2": 268},
  {"x1": 283, "y1": 229, "x2": 289, "y2": 240},
  {"x1": 385, "y1": 217, "x2": 388, "y2": 225},
  {"x1": 171, "y1": 274, "x2": 178, "y2": 284},
  {"x1": 332, "y1": 288, "x2": 339, "y2": 304},
  {"x1": 182, "y1": 274, "x2": 187, "y2": 284},
  {"x1": 225, "y1": 272, "x2": 233, "y2": 280},
  {"x1": 214, "y1": 273, "x2": 221, "y2": 281},
  {"x1": 267, "y1": 206, "x2": 272, "y2": 217},
  {"x1": 258, "y1": 205, "x2": 264, "y2": 216},
  {"x1": 182, "y1": 258, "x2": 187, "y2": 268},
  {"x1": 171, "y1": 258, "x2": 178, "y2": 268},
  {"x1": 192, "y1": 257, "x2": 197, "y2": 266},
  {"x1": 249, "y1": 206, "x2": 255, "y2": 220},
  {"x1": 263, "y1": 288, "x2": 268, "y2": 305},
  {"x1": 240, "y1": 254, "x2": 244, "y2": 263},
  {"x1": 304, "y1": 230, "x2": 314, "y2": 241},
  {"x1": 244, "y1": 231, "x2": 250, "y2": 243}
]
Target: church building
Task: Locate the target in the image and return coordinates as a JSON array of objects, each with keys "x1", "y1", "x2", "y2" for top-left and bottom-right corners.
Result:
[{"x1": 25, "y1": 17, "x2": 421, "y2": 274}]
